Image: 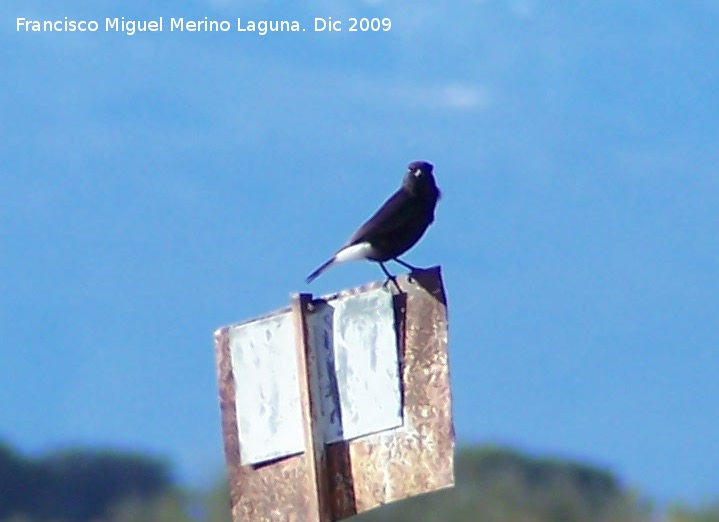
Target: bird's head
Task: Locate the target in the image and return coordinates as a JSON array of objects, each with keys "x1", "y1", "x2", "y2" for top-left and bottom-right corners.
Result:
[{"x1": 403, "y1": 160, "x2": 441, "y2": 201}]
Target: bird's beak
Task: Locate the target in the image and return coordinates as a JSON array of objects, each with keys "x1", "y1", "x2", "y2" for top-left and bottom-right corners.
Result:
[{"x1": 412, "y1": 169, "x2": 422, "y2": 178}]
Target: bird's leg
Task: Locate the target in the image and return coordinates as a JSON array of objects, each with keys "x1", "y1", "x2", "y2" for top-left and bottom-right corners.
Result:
[
  {"x1": 393, "y1": 257, "x2": 420, "y2": 271},
  {"x1": 379, "y1": 262, "x2": 402, "y2": 292}
]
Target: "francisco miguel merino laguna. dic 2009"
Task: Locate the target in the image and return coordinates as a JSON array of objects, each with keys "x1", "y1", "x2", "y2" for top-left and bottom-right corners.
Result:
[{"x1": 16, "y1": 16, "x2": 392, "y2": 36}]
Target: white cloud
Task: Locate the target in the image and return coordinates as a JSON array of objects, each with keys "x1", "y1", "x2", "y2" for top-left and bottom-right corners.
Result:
[
  {"x1": 441, "y1": 83, "x2": 492, "y2": 109},
  {"x1": 355, "y1": 79, "x2": 492, "y2": 112},
  {"x1": 508, "y1": 0, "x2": 535, "y2": 18}
]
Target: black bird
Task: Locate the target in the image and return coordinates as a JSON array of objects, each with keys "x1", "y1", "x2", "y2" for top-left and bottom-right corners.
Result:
[{"x1": 306, "y1": 160, "x2": 441, "y2": 285}]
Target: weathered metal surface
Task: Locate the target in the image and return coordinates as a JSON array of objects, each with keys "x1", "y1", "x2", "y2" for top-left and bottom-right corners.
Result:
[
  {"x1": 228, "y1": 313, "x2": 305, "y2": 465},
  {"x1": 305, "y1": 288, "x2": 402, "y2": 444},
  {"x1": 214, "y1": 266, "x2": 453, "y2": 522},
  {"x1": 319, "y1": 267, "x2": 454, "y2": 520},
  {"x1": 215, "y1": 297, "x2": 320, "y2": 522}
]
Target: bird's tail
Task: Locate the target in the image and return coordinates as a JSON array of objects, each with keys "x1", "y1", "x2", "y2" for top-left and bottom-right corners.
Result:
[{"x1": 305, "y1": 257, "x2": 336, "y2": 284}]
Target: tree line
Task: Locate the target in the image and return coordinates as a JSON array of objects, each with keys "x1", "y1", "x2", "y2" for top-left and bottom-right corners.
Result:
[{"x1": 1, "y1": 440, "x2": 716, "y2": 522}]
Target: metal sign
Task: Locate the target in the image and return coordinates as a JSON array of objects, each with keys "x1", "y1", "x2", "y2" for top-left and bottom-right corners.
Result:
[{"x1": 214, "y1": 267, "x2": 454, "y2": 522}]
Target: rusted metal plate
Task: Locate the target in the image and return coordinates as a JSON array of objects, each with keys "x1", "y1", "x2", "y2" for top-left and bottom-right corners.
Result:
[
  {"x1": 215, "y1": 297, "x2": 320, "y2": 522},
  {"x1": 214, "y1": 266, "x2": 453, "y2": 522},
  {"x1": 316, "y1": 267, "x2": 454, "y2": 520}
]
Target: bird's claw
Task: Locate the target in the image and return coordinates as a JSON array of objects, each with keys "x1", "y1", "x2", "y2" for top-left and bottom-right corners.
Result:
[{"x1": 383, "y1": 276, "x2": 402, "y2": 293}]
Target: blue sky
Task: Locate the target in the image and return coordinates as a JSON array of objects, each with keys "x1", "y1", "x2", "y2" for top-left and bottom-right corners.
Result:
[{"x1": 2, "y1": 0, "x2": 718, "y2": 506}]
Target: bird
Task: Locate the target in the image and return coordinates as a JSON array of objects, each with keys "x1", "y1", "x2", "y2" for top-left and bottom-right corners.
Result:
[{"x1": 305, "y1": 160, "x2": 441, "y2": 286}]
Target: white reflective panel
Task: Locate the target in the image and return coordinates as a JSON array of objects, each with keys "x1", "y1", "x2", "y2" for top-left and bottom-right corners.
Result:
[
  {"x1": 308, "y1": 288, "x2": 402, "y2": 443},
  {"x1": 229, "y1": 313, "x2": 305, "y2": 465}
]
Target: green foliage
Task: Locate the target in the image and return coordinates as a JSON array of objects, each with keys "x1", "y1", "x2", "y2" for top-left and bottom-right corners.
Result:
[
  {"x1": 201, "y1": 477, "x2": 232, "y2": 522},
  {"x1": 666, "y1": 503, "x2": 719, "y2": 522},
  {"x1": 104, "y1": 493, "x2": 193, "y2": 522},
  {"x1": 353, "y1": 446, "x2": 650, "y2": 522},
  {"x1": 0, "y1": 444, "x2": 171, "y2": 522},
  {"x1": 2, "y1": 440, "x2": 717, "y2": 522}
]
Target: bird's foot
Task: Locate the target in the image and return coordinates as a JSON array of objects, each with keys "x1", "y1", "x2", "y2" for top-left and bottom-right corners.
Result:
[
  {"x1": 382, "y1": 275, "x2": 402, "y2": 293},
  {"x1": 379, "y1": 262, "x2": 402, "y2": 292}
]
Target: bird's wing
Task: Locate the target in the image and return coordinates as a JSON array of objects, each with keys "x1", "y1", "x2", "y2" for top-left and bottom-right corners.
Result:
[{"x1": 345, "y1": 189, "x2": 416, "y2": 245}]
